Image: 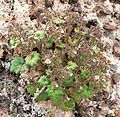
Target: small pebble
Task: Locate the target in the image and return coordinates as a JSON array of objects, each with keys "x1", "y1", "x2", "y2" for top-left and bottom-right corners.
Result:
[
  {"x1": 113, "y1": 42, "x2": 120, "y2": 57},
  {"x1": 103, "y1": 24, "x2": 117, "y2": 31}
]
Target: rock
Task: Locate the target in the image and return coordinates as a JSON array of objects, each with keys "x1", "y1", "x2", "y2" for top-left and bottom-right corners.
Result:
[
  {"x1": 0, "y1": 95, "x2": 11, "y2": 113},
  {"x1": 0, "y1": 48, "x2": 4, "y2": 59},
  {"x1": 86, "y1": 19, "x2": 98, "y2": 28},
  {"x1": 113, "y1": 42, "x2": 120, "y2": 57},
  {"x1": 115, "y1": 110, "x2": 120, "y2": 117},
  {"x1": 0, "y1": 109, "x2": 12, "y2": 117},
  {"x1": 95, "y1": 3, "x2": 112, "y2": 16},
  {"x1": 68, "y1": 0, "x2": 78, "y2": 4},
  {"x1": 60, "y1": 0, "x2": 68, "y2": 4},
  {"x1": 111, "y1": 0, "x2": 120, "y2": 3},
  {"x1": 0, "y1": 61, "x2": 4, "y2": 73},
  {"x1": 103, "y1": 23, "x2": 117, "y2": 31},
  {"x1": 55, "y1": 110, "x2": 73, "y2": 117},
  {"x1": 111, "y1": 73, "x2": 120, "y2": 84},
  {"x1": 70, "y1": 3, "x2": 82, "y2": 13},
  {"x1": 45, "y1": 0, "x2": 54, "y2": 8},
  {"x1": 110, "y1": 64, "x2": 118, "y2": 73},
  {"x1": 29, "y1": 7, "x2": 43, "y2": 21}
]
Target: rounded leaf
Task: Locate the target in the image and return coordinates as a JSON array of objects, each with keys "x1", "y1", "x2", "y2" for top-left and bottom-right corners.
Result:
[
  {"x1": 61, "y1": 99, "x2": 75, "y2": 111},
  {"x1": 80, "y1": 70, "x2": 90, "y2": 79},
  {"x1": 10, "y1": 57, "x2": 25, "y2": 73},
  {"x1": 27, "y1": 84, "x2": 37, "y2": 96},
  {"x1": 35, "y1": 92, "x2": 48, "y2": 101},
  {"x1": 25, "y1": 51, "x2": 40, "y2": 67}
]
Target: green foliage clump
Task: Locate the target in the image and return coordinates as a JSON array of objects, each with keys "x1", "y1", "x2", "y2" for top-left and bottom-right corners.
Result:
[
  {"x1": 34, "y1": 30, "x2": 47, "y2": 40},
  {"x1": 61, "y1": 99, "x2": 75, "y2": 111},
  {"x1": 80, "y1": 85, "x2": 93, "y2": 98},
  {"x1": 46, "y1": 37, "x2": 54, "y2": 48},
  {"x1": 54, "y1": 17, "x2": 65, "y2": 25},
  {"x1": 9, "y1": 11, "x2": 107, "y2": 111},
  {"x1": 80, "y1": 70, "x2": 90, "y2": 79},
  {"x1": 10, "y1": 57, "x2": 25, "y2": 73},
  {"x1": 74, "y1": 28, "x2": 80, "y2": 33},
  {"x1": 35, "y1": 92, "x2": 48, "y2": 101},
  {"x1": 10, "y1": 51, "x2": 40, "y2": 73},
  {"x1": 45, "y1": 69, "x2": 52, "y2": 76},
  {"x1": 63, "y1": 76, "x2": 75, "y2": 86},
  {"x1": 9, "y1": 38, "x2": 21, "y2": 48},
  {"x1": 92, "y1": 46, "x2": 101, "y2": 56},
  {"x1": 47, "y1": 86, "x2": 64, "y2": 105},
  {"x1": 25, "y1": 51, "x2": 40, "y2": 67},
  {"x1": 67, "y1": 61, "x2": 78, "y2": 72},
  {"x1": 27, "y1": 84, "x2": 37, "y2": 96},
  {"x1": 81, "y1": 31, "x2": 88, "y2": 37},
  {"x1": 72, "y1": 92, "x2": 81, "y2": 102},
  {"x1": 38, "y1": 75, "x2": 50, "y2": 86}
]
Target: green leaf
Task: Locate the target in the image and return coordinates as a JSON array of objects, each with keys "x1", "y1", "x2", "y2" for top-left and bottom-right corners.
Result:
[
  {"x1": 10, "y1": 57, "x2": 25, "y2": 73},
  {"x1": 38, "y1": 75, "x2": 50, "y2": 86},
  {"x1": 72, "y1": 92, "x2": 81, "y2": 102},
  {"x1": 74, "y1": 28, "x2": 80, "y2": 33},
  {"x1": 9, "y1": 38, "x2": 21, "y2": 48},
  {"x1": 63, "y1": 77, "x2": 75, "y2": 86},
  {"x1": 35, "y1": 91, "x2": 48, "y2": 101},
  {"x1": 27, "y1": 84, "x2": 37, "y2": 96},
  {"x1": 96, "y1": 67, "x2": 103, "y2": 76},
  {"x1": 67, "y1": 61, "x2": 77, "y2": 72},
  {"x1": 25, "y1": 51, "x2": 40, "y2": 67},
  {"x1": 45, "y1": 69, "x2": 52, "y2": 76},
  {"x1": 81, "y1": 85, "x2": 93, "y2": 98},
  {"x1": 81, "y1": 31, "x2": 88, "y2": 37},
  {"x1": 54, "y1": 17, "x2": 65, "y2": 25},
  {"x1": 68, "y1": 37, "x2": 78, "y2": 45},
  {"x1": 61, "y1": 99, "x2": 75, "y2": 111},
  {"x1": 26, "y1": 30, "x2": 34, "y2": 36},
  {"x1": 91, "y1": 38, "x2": 97, "y2": 45},
  {"x1": 57, "y1": 42, "x2": 65, "y2": 49},
  {"x1": 46, "y1": 37, "x2": 54, "y2": 48},
  {"x1": 47, "y1": 86, "x2": 64, "y2": 105},
  {"x1": 34, "y1": 30, "x2": 47, "y2": 40},
  {"x1": 92, "y1": 46, "x2": 100, "y2": 56},
  {"x1": 80, "y1": 53, "x2": 86, "y2": 62},
  {"x1": 80, "y1": 70, "x2": 90, "y2": 79}
]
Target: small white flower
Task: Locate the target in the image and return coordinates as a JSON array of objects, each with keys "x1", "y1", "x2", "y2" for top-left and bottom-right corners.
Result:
[
  {"x1": 73, "y1": 50, "x2": 77, "y2": 54},
  {"x1": 69, "y1": 73, "x2": 73, "y2": 76},
  {"x1": 95, "y1": 75, "x2": 100, "y2": 80},
  {"x1": 45, "y1": 59, "x2": 51, "y2": 64}
]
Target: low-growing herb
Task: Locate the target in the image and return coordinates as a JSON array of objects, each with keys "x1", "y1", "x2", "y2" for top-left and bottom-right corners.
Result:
[
  {"x1": 9, "y1": 38, "x2": 21, "y2": 48},
  {"x1": 34, "y1": 30, "x2": 47, "y2": 40},
  {"x1": 54, "y1": 17, "x2": 65, "y2": 25},
  {"x1": 25, "y1": 51, "x2": 40, "y2": 67},
  {"x1": 10, "y1": 57, "x2": 25, "y2": 73},
  {"x1": 80, "y1": 70, "x2": 90, "y2": 79}
]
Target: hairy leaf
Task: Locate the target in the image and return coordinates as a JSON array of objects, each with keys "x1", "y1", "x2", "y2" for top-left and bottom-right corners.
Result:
[
  {"x1": 63, "y1": 76, "x2": 75, "y2": 86},
  {"x1": 38, "y1": 75, "x2": 50, "y2": 86},
  {"x1": 54, "y1": 17, "x2": 65, "y2": 25},
  {"x1": 9, "y1": 38, "x2": 21, "y2": 48},
  {"x1": 34, "y1": 30, "x2": 47, "y2": 40},
  {"x1": 47, "y1": 86, "x2": 64, "y2": 105},
  {"x1": 27, "y1": 84, "x2": 37, "y2": 96},
  {"x1": 25, "y1": 51, "x2": 40, "y2": 67},
  {"x1": 67, "y1": 61, "x2": 77, "y2": 72},
  {"x1": 35, "y1": 92, "x2": 48, "y2": 101},
  {"x1": 80, "y1": 70, "x2": 90, "y2": 79},
  {"x1": 81, "y1": 85, "x2": 93, "y2": 98},
  {"x1": 61, "y1": 99, "x2": 75, "y2": 111},
  {"x1": 10, "y1": 57, "x2": 25, "y2": 73}
]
